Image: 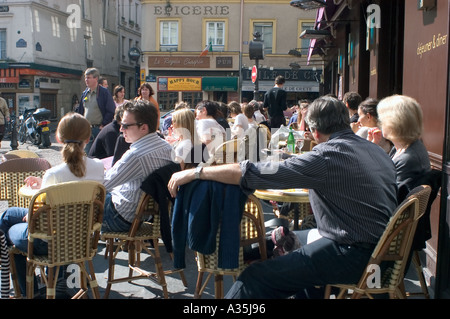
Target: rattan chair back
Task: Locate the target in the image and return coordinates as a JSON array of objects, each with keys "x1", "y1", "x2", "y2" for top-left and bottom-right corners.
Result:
[
  {"x1": 325, "y1": 185, "x2": 431, "y2": 299},
  {"x1": 5, "y1": 150, "x2": 40, "y2": 158},
  {"x1": 0, "y1": 157, "x2": 51, "y2": 208},
  {"x1": 258, "y1": 123, "x2": 271, "y2": 147},
  {"x1": 12, "y1": 181, "x2": 106, "y2": 299},
  {"x1": 211, "y1": 138, "x2": 241, "y2": 165}
]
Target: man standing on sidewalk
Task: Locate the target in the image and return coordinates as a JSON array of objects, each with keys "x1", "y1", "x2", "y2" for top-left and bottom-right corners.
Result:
[
  {"x1": 263, "y1": 75, "x2": 287, "y2": 129},
  {"x1": 75, "y1": 68, "x2": 116, "y2": 153},
  {"x1": 0, "y1": 93, "x2": 10, "y2": 149}
]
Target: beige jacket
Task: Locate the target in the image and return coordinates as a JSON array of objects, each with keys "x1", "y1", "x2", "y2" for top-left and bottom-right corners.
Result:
[{"x1": 0, "y1": 97, "x2": 10, "y2": 125}]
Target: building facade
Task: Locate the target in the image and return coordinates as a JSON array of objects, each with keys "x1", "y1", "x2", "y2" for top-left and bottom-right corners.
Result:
[
  {"x1": 140, "y1": 0, "x2": 321, "y2": 110},
  {"x1": 117, "y1": 0, "x2": 142, "y2": 99},
  {"x1": 0, "y1": 0, "x2": 141, "y2": 119}
]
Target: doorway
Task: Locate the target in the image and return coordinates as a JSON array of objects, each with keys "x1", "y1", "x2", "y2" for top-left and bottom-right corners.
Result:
[{"x1": 40, "y1": 93, "x2": 57, "y2": 119}]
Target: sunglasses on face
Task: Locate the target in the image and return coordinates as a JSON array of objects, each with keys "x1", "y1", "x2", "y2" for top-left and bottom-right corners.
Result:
[{"x1": 121, "y1": 122, "x2": 142, "y2": 130}]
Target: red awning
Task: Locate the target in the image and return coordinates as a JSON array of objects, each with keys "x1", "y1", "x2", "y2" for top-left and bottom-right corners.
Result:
[
  {"x1": 306, "y1": 0, "x2": 346, "y2": 64},
  {"x1": 307, "y1": 6, "x2": 325, "y2": 64},
  {"x1": 0, "y1": 68, "x2": 19, "y2": 83}
]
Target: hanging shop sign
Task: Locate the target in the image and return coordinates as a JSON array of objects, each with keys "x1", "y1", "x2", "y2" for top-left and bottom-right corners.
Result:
[
  {"x1": 158, "y1": 77, "x2": 202, "y2": 92},
  {"x1": 149, "y1": 56, "x2": 210, "y2": 68}
]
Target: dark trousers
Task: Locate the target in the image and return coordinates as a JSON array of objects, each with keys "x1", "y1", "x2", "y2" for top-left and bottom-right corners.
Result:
[
  {"x1": 225, "y1": 230, "x2": 373, "y2": 299},
  {"x1": 268, "y1": 115, "x2": 286, "y2": 129}
]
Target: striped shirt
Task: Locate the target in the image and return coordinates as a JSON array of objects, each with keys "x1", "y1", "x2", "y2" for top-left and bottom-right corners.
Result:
[
  {"x1": 240, "y1": 129, "x2": 398, "y2": 245},
  {"x1": 104, "y1": 132, "x2": 175, "y2": 222}
]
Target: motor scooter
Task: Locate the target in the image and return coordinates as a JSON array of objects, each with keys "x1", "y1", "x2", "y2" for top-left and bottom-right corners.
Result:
[
  {"x1": 33, "y1": 108, "x2": 52, "y2": 148},
  {"x1": 18, "y1": 108, "x2": 38, "y2": 144}
]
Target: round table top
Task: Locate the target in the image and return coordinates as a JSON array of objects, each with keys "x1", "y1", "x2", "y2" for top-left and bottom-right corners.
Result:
[
  {"x1": 254, "y1": 189, "x2": 310, "y2": 203},
  {"x1": 19, "y1": 185, "x2": 39, "y2": 198}
]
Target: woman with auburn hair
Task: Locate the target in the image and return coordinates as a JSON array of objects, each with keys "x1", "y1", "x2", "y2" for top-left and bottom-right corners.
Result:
[
  {"x1": 355, "y1": 98, "x2": 392, "y2": 153},
  {"x1": 135, "y1": 82, "x2": 160, "y2": 126},
  {"x1": 0, "y1": 112, "x2": 104, "y2": 296},
  {"x1": 113, "y1": 85, "x2": 128, "y2": 108}
]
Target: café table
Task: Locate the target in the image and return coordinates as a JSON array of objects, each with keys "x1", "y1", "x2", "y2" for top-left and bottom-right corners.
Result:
[
  {"x1": 254, "y1": 188, "x2": 311, "y2": 230},
  {"x1": 18, "y1": 185, "x2": 39, "y2": 199}
]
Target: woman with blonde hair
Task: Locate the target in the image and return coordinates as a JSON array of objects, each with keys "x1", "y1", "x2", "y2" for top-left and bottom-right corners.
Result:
[
  {"x1": 172, "y1": 108, "x2": 207, "y2": 169},
  {"x1": 372, "y1": 95, "x2": 431, "y2": 192},
  {"x1": 0, "y1": 112, "x2": 104, "y2": 296}
]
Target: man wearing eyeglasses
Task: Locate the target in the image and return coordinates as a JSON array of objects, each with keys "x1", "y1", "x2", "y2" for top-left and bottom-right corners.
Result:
[{"x1": 101, "y1": 99, "x2": 174, "y2": 232}]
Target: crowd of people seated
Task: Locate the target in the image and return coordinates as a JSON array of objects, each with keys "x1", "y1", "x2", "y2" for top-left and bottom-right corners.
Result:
[{"x1": 0, "y1": 68, "x2": 435, "y2": 300}]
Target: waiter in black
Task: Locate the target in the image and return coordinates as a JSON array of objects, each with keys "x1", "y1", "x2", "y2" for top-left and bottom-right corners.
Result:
[{"x1": 263, "y1": 75, "x2": 287, "y2": 129}]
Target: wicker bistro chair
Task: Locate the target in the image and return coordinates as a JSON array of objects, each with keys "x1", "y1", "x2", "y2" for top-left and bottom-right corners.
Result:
[
  {"x1": 194, "y1": 194, "x2": 267, "y2": 299},
  {"x1": 1, "y1": 153, "x2": 20, "y2": 161},
  {"x1": 5, "y1": 150, "x2": 40, "y2": 158},
  {"x1": 0, "y1": 157, "x2": 51, "y2": 209},
  {"x1": 406, "y1": 169, "x2": 442, "y2": 299},
  {"x1": 101, "y1": 192, "x2": 187, "y2": 299},
  {"x1": 258, "y1": 124, "x2": 271, "y2": 148},
  {"x1": 9, "y1": 181, "x2": 106, "y2": 299},
  {"x1": 210, "y1": 138, "x2": 242, "y2": 165},
  {"x1": 324, "y1": 185, "x2": 431, "y2": 299},
  {"x1": 0, "y1": 231, "x2": 10, "y2": 299}
]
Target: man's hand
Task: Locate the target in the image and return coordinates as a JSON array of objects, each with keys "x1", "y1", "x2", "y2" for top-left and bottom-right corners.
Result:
[{"x1": 168, "y1": 168, "x2": 195, "y2": 198}]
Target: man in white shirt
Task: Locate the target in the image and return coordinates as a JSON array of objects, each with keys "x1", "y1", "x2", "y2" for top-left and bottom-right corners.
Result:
[{"x1": 102, "y1": 99, "x2": 174, "y2": 232}]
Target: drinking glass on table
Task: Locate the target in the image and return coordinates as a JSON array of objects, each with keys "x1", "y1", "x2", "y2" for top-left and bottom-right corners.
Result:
[{"x1": 295, "y1": 138, "x2": 305, "y2": 153}]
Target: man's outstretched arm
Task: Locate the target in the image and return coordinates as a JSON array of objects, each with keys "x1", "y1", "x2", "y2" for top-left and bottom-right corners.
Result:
[{"x1": 168, "y1": 163, "x2": 242, "y2": 198}]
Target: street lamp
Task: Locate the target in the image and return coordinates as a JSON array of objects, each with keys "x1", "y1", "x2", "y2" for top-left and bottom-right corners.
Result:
[
  {"x1": 290, "y1": 0, "x2": 327, "y2": 10},
  {"x1": 249, "y1": 32, "x2": 264, "y2": 101},
  {"x1": 10, "y1": 113, "x2": 18, "y2": 150}
]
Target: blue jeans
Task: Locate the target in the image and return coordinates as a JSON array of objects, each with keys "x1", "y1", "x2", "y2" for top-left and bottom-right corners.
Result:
[
  {"x1": 85, "y1": 125, "x2": 101, "y2": 155},
  {"x1": 101, "y1": 192, "x2": 132, "y2": 233},
  {"x1": 224, "y1": 229, "x2": 373, "y2": 299},
  {"x1": 0, "y1": 207, "x2": 48, "y2": 296}
]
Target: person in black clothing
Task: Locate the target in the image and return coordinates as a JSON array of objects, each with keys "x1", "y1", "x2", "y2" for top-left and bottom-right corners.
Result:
[
  {"x1": 342, "y1": 92, "x2": 362, "y2": 126},
  {"x1": 263, "y1": 75, "x2": 287, "y2": 129},
  {"x1": 88, "y1": 103, "x2": 130, "y2": 160}
]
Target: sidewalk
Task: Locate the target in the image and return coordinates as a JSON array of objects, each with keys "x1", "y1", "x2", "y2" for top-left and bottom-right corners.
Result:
[{"x1": 0, "y1": 125, "x2": 430, "y2": 299}]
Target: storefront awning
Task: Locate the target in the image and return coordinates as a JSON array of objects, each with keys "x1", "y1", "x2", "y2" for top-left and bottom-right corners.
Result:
[
  {"x1": 306, "y1": 0, "x2": 346, "y2": 64},
  {"x1": 0, "y1": 68, "x2": 20, "y2": 83},
  {"x1": 202, "y1": 77, "x2": 238, "y2": 91},
  {"x1": 242, "y1": 81, "x2": 320, "y2": 93}
]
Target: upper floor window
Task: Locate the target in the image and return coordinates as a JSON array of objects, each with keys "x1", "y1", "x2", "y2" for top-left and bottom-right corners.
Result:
[
  {"x1": 252, "y1": 21, "x2": 275, "y2": 55},
  {"x1": 205, "y1": 20, "x2": 226, "y2": 52},
  {"x1": 0, "y1": 29, "x2": 6, "y2": 59},
  {"x1": 159, "y1": 20, "x2": 179, "y2": 52},
  {"x1": 299, "y1": 20, "x2": 315, "y2": 56}
]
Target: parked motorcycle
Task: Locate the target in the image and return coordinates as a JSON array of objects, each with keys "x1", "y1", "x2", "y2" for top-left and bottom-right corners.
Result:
[
  {"x1": 17, "y1": 107, "x2": 52, "y2": 148},
  {"x1": 34, "y1": 108, "x2": 52, "y2": 148}
]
